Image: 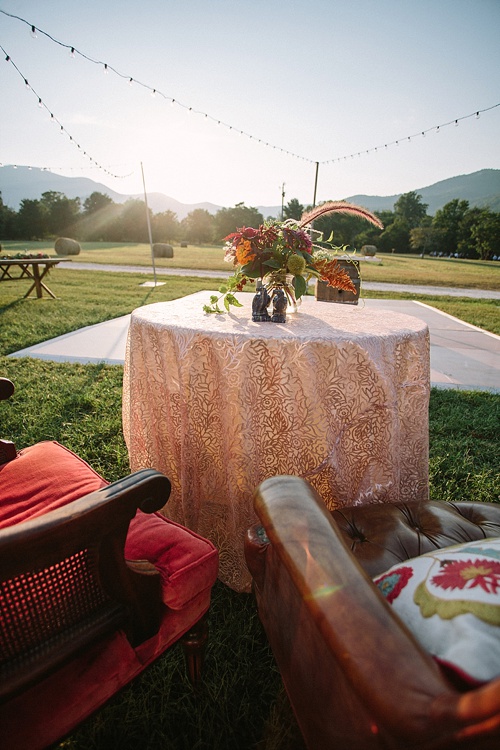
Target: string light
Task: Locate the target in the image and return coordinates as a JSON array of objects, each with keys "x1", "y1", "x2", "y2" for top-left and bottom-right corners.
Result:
[
  {"x1": 1, "y1": 45, "x2": 131, "y2": 179},
  {"x1": 1, "y1": 9, "x2": 499, "y2": 170}
]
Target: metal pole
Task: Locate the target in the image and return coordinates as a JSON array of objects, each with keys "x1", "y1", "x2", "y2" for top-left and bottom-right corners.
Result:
[
  {"x1": 141, "y1": 161, "x2": 157, "y2": 286},
  {"x1": 312, "y1": 161, "x2": 319, "y2": 208}
]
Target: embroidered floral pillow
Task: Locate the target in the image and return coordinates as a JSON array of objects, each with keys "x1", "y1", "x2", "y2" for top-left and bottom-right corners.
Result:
[{"x1": 374, "y1": 537, "x2": 500, "y2": 685}]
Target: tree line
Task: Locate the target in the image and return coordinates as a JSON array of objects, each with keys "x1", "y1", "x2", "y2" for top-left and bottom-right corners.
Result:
[{"x1": 0, "y1": 189, "x2": 498, "y2": 259}]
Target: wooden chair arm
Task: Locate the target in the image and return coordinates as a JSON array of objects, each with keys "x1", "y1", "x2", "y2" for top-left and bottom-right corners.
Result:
[
  {"x1": 247, "y1": 476, "x2": 500, "y2": 748},
  {"x1": 0, "y1": 469, "x2": 170, "y2": 577},
  {"x1": 0, "y1": 469, "x2": 171, "y2": 702},
  {"x1": 0, "y1": 378, "x2": 14, "y2": 401}
]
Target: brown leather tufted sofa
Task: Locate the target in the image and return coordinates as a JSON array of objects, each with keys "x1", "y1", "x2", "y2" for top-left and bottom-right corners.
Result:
[{"x1": 245, "y1": 476, "x2": 500, "y2": 750}]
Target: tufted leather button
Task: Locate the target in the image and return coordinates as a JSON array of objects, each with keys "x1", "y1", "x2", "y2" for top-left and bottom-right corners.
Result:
[{"x1": 331, "y1": 499, "x2": 500, "y2": 578}]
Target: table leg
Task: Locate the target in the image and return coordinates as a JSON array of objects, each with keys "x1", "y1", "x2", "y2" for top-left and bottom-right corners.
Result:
[
  {"x1": 33, "y1": 263, "x2": 43, "y2": 298},
  {"x1": 23, "y1": 264, "x2": 57, "y2": 299}
]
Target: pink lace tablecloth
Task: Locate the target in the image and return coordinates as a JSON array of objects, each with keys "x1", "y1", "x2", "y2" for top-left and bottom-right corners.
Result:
[{"x1": 123, "y1": 291, "x2": 430, "y2": 592}]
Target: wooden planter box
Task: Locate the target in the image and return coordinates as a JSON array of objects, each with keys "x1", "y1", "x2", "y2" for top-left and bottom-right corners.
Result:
[{"x1": 315, "y1": 259, "x2": 360, "y2": 305}]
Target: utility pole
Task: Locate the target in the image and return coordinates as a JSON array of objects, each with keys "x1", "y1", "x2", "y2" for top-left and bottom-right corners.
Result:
[{"x1": 312, "y1": 162, "x2": 319, "y2": 208}]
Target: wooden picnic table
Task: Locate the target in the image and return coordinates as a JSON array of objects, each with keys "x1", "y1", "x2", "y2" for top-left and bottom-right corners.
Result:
[{"x1": 0, "y1": 258, "x2": 64, "y2": 299}]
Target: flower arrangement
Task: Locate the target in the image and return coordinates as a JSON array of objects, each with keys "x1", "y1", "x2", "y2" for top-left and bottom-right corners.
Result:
[
  {"x1": 1, "y1": 252, "x2": 50, "y2": 260},
  {"x1": 203, "y1": 201, "x2": 383, "y2": 313}
]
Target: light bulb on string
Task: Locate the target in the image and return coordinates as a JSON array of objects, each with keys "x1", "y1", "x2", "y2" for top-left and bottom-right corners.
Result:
[
  {"x1": 455, "y1": 119, "x2": 459, "y2": 126},
  {"x1": 151, "y1": 89, "x2": 156, "y2": 98},
  {"x1": 476, "y1": 111, "x2": 480, "y2": 119},
  {"x1": 30, "y1": 25, "x2": 37, "y2": 38},
  {"x1": 103, "y1": 63, "x2": 108, "y2": 75},
  {"x1": 69, "y1": 47, "x2": 75, "y2": 58},
  {"x1": 24, "y1": 78, "x2": 30, "y2": 90},
  {"x1": 38, "y1": 97, "x2": 42, "y2": 107}
]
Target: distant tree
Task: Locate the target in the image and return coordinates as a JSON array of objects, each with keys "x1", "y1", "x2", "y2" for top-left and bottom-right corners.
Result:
[
  {"x1": 410, "y1": 226, "x2": 438, "y2": 255},
  {"x1": 213, "y1": 203, "x2": 263, "y2": 242},
  {"x1": 394, "y1": 191, "x2": 429, "y2": 230},
  {"x1": 152, "y1": 210, "x2": 179, "y2": 243},
  {"x1": 456, "y1": 207, "x2": 484, "y2": 259},
  {"x1": 470, "y1": 208, "x2": 500, "y2": 260},
  {"x1": 312, "y1": 207, "x2": 381, "y2": 249},
  {"x1": 118, "y1": 199, "x2": 151, "y2": 242},
  {"x1": 40, "y1": 191, "x2": 81, "y2": 237},
  {"x1": 354, "y1": 210, "x2": 393, "y2": 249},
  {"x1": 283, "y1": 198, "x2": 304, "y2": 221},
  {"x1": 16, "y1": 199, "x2": 48, "y2": 239},
  {"x1": 182, "y1": 209, "x2": 215, "y2": 244},
  {"x1": 378, "y1": 220, "x2": 411, "y2": 253},
  {"x1": 83, "y1": 191, "x2": 114, "y2": 214},
  {"x1": 0, "y1": 192, "x2": 18, "y2": 238},
  {"x1": 77, "y1": 193, "x2": 120, "y2": 241},
  {"x1": 431, "y1": 199, "x2": 470, "y2": 256}
]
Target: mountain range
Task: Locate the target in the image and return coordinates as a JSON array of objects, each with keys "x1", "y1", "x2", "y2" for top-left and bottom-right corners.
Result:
[{"x1": 1, "y1": 166, "x2": 499, "y2": 219}]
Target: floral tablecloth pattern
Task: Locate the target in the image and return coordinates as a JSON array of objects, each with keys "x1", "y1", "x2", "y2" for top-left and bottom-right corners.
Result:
[{"x1": 123, "y1": 292, "x2": 430, "y2": 591}]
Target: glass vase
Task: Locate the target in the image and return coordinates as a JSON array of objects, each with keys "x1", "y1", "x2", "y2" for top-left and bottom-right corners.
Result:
[{"x1": 263, "y1": 271, "x2": 301, "y2": 314}]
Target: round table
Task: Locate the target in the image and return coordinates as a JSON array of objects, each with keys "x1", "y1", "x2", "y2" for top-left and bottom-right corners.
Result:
[{"x1": 123, "y1": 291, "x2": 430, "y2": 592}]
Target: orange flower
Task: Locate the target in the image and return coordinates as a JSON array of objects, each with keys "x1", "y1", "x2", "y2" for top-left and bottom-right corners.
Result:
[{"x1": 235, "y1": 239, "x2": 256, "y2": 265}]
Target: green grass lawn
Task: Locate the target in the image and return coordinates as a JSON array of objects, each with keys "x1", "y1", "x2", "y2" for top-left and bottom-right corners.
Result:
[
  {"x1": 2, "y1": 240, "x2": 500, "y2": 290},
  {"x1": 1, "y1": 258, "x2": 499, "y2": 749},
  {"x1": 0, "y1": 265, "x2": 499, "y2": 357}
]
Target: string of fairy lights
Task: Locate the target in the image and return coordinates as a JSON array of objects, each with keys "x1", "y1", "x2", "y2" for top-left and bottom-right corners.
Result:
[
  {"x1": 1, "y1": 9, "x2": 499, "y2": 182},
  {"x1": 0, "y1": 44, "x2": 132, "y2": 179}
]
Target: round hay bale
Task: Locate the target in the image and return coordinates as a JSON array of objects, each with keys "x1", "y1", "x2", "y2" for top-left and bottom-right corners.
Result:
[
  {"x1": 55, "y1": 237, "x2": 81, "y2": 256},
  {"x1": 153, "y1": 243, "x2": 174, "y2": 258},
  {"x1": 180, "y1": 241, "x2": 188, "y2": 248},
  {"x1": 361, "y1": 245, "x2": 377, "y2": 257}
]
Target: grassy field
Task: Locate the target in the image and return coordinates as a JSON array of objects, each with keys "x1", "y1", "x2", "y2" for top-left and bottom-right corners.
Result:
[
  {"x1": 1, "y1": 261, "x2": 499, "y2": 749},
  {"x1": 1, "y1": 250, "x2": 499, "y2": 353},
  {"x1": 2, "y1": 240, "x2": 500, "y2": 290}
]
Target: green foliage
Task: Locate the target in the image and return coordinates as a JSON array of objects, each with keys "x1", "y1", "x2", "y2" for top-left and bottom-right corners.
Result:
[
  {"x1": 180, "y1": 208, "x2": 215, "y2": 244},
  {"x1": 203, "y1": 286, "x2": 244, "y2": 314},
  {"x1": 394, "y1": 191, "x2": 429, "y2": 229},
  {"x1": 283, "y1": 198, "x2": 304, "y2": 221},
  {"x1": 5, "y1": 185, "x2": 500, "y2": 259},
  {"x1": 152, "y1": 209, "x2": 180, "y2": 243},
  {"x1": 83, "y1": 191, "x2": 113, "y2": 215},
  {"x1": 213, "y1": 203, "x2": 264, "y2": 243}
]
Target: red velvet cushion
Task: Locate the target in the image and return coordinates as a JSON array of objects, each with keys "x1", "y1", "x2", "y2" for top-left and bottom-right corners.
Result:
[
  {"x1": 125, "y1": 511, "x2": 218, "y2": 610},
  {"x1": 0, "y1": 441, "x2": 218, "y2": 609},
  {"x1": 0, "y1": 441, "x2": 107, "y2": 529}
]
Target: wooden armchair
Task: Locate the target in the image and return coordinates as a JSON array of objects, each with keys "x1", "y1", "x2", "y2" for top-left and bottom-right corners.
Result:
[
  {"x1": 0, "y1": 378, "x2": 219, "y2": 750},
  {"x1": 245, "y1": 475, "x2": 500, "y2": 749}
]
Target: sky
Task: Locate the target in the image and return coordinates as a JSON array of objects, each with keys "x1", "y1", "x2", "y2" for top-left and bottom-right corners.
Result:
[{"x1": 1, "y1": 0, "x2": 499, "y2": 210}]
